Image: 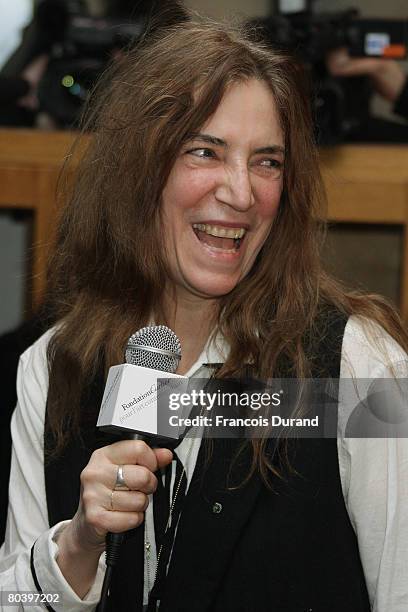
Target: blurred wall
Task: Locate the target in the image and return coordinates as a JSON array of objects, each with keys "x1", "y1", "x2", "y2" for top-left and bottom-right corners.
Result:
[
  {"x1": 0, "y1": 0, "x2": 33, "y2": 70},
  {"x1": 0, "y1": 214, "x2": 31, "y2": 335},
  {"x1": 314, "y1": 0, "x2": 408, "y2": 16},
  {"x1": 186, "y1": 0, "x2": 408, "y2": 18},
  {"x1": 184, "y1": 0, "x2": 270, "y2": 19}
]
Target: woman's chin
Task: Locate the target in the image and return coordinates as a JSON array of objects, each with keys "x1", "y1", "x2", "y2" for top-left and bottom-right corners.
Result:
[
  {"x1": 180, "y1": 274, "x2": 240, "y2": 300},
  {"x1": 171, "y1": 274, "x2": 238, "y2": 299}
]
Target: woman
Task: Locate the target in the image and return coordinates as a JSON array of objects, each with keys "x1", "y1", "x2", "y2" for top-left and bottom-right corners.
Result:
[{"x1": 1, "y1": 17, "x2": 408, "y2": 612}]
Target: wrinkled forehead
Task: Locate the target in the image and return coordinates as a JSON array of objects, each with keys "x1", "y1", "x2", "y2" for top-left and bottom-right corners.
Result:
[
  {"x1": 194, "y1": 78, "x2": 285, "y2": 148},
  {"x1": 192, "y1": 76, "x2": 285, "y2": 137}
]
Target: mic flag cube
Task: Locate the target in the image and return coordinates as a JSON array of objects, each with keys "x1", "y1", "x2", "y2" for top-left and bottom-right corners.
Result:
[{"x1": 97, "y1": 363, "x2": 188, "y2": 440}]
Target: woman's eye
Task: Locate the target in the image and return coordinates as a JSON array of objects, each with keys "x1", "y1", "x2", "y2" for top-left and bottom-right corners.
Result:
[
  {"x1": 187, "y1": 148, "x2": 216, "y2": 159},
  {"x1": 257, "y1": 158, "x2": 283, "y2": 176},
  {"x1": 259, "y1": 158, "x2": 281, "y2": 168}
]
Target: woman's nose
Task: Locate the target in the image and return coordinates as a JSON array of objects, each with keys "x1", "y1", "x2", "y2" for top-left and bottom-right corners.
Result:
[{"x1": 214, "y1": 164, "x2": 254, "y2": 211}]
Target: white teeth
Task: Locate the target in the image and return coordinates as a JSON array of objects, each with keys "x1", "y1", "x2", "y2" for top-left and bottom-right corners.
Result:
[{"x1": 192, "y1": 223, "x2": 246, "y2": 239}]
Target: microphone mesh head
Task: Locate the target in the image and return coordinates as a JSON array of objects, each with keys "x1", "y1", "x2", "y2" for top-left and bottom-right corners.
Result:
[{"x1": 125, "y1": 325, "x2": 181, "y2": 373}]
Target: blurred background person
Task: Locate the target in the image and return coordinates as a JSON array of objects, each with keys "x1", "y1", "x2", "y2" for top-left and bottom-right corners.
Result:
[
  {"x1": 250, "y1": 0, "x2": 408, "y2": 143},
  {"x1": 0, "y1": 0, "x2": 186, "y2": 129},
  {"x1": 327, "y1": 50, "x2": 408, "y2": 120}
]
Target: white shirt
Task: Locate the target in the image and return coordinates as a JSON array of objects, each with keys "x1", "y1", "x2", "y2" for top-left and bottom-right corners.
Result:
[{"x1": 0, "y1": 316, "x2": 408, "y2": 611}]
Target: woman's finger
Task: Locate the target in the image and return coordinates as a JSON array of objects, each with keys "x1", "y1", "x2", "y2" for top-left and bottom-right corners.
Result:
[
  {"x1": 84, "y1": 506, "x2": 145, "y2": 535},
  {"x1": 106, "y1": 489, "x2": 149, "y2": 513},
  {"x1": 99, "y1": 439, "x2": 161, "y2": 471}
]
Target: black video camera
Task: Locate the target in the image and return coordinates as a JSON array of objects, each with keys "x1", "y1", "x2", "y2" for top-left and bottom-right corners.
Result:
[
  {"x1": 252, "y1": 4, "x2": 408, "y2": 143},
  {"x1": 36, "y1": 0, "x2": 188, "y2": 128},
  {"x1": 259, "y1": 7, "x2": 407, "y2": 63},
  {"x1": 38, "y1": 12, "x2": 144, "y2": 127}
]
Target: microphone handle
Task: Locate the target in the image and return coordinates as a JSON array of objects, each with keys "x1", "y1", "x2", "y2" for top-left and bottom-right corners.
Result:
[
  {"x1": 99, "y1": 433, "x2": 162, "y2": 609},
  {"x1": 98, "y1": 533, "x2": 125, "y2": 612},
  {"x1": 99, "y1": 433, "x2": 143, "y2": 610}
]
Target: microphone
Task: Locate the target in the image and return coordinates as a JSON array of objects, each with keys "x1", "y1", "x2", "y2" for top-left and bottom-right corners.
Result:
[
  {"x1": 97, "y1": 325, "x2": 187, "y2": 441},
  {"x1": 97, "y1": 325, "x2": 185, "y2": 612}
]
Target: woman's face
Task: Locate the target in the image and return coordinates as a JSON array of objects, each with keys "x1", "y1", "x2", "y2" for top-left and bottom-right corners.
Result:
[{"x1": 161, "y1": 78, "x2": 284, "y2": 300}]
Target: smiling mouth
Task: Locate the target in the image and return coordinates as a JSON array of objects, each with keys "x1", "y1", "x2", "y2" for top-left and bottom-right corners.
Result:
[{"x1": 192, "y1": 223, "x2": 247, "y2": 252}]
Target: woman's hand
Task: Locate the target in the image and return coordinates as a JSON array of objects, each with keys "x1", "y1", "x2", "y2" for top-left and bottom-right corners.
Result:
[
  {"x1": 56, "y1": 440, "x2": 173, "y2": 598},
  {"x1": 74, "y1": 439, "x2": 172, "y2": 550}
]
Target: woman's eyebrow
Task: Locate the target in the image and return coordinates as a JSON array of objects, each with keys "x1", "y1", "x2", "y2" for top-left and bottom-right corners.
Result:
[
  {"x1": 186, "y1": 133, "x2": 285, "y2": 155},
  {"x1": 187, "y1": 133, "x2": 226, "y2": 146},
  {"x1": 254, "y1": 145, "x2": 285, "y2": 156}
]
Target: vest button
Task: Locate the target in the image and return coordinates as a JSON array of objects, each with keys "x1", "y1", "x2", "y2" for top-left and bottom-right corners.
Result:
[{"x1": 212, "y1": 502, "x2": 222, "y2": 514}]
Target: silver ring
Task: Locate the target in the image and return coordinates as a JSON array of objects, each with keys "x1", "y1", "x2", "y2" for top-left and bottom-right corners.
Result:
[{"x1": 115, "y1": 465, "x2": 129, "y2": 490}]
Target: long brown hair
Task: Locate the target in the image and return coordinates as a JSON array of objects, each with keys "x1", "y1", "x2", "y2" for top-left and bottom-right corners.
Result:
[{"x1": 47, "y1": 17, "x2": 408, "y2": 476}]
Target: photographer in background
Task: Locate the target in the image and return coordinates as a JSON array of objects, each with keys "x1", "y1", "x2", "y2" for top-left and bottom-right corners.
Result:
[
  {"x1": 327, "y1": 48, "x2": 408, "y2": 121},
  {"x1": 0, "y1": 0, "x2": 67, "y2": 127},
  {"x1": 254, "y1": 2, "x2": 408, "y2": 143},
  {"x1": 0, "y1": 0, "x2": 189, "y2": 129},
  {"x1": 0, "y1": 0, "x2": 151, "y2": 128}
]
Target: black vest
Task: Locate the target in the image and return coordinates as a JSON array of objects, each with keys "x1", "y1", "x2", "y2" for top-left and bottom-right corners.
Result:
[{"x1": 44, "y1": 310, "x2": 371, "y2": 612}]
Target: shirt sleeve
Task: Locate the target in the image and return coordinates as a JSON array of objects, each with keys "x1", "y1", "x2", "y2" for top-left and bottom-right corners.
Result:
[
  {"x1": 338, "y1": 316, "x2": 408, "y2": 612},
  {"x1": 0, "y1": 331, "x2": 105, "y2": 611}
]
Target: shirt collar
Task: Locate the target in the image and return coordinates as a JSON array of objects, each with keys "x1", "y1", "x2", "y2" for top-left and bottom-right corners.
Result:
[{"x1": 184, "y1": 329, "x2": 229, "y2": 378}]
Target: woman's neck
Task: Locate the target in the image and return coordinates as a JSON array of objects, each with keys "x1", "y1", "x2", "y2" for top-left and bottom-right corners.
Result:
[{"x1": 160, "y1": 291, "x2": 218, "y2": 375}]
